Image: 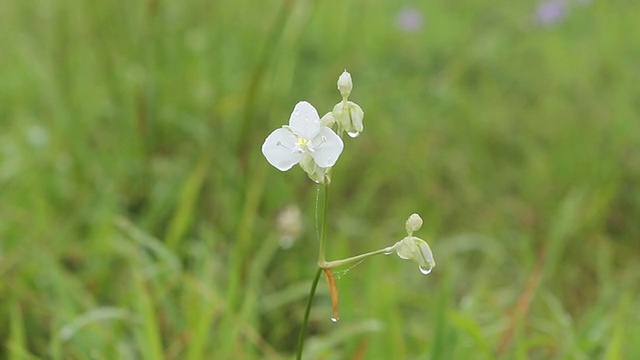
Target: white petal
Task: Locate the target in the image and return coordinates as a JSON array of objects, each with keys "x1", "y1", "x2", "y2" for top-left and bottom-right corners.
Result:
[
  {"x1": 289, "y1": 101, "x2": 321, "y2": 140},
  {"x1": 395, "y1": 237, "x2": 413, "y2": 260},
  {"x1": 416, "y1": 239, "x2": 435, "y2": 268},
  {"x1": 310, "y1": 127, "x2": 344, "y2": 168},
  {"x1": 348, "y1": 101, "x2": 364, "y2": 132},
  {"x1": 261, "y1": 128, "x2": 303, "y2": 171}
]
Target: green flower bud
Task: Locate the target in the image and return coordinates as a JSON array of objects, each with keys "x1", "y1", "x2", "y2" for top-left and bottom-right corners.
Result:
[
  {"x1": 337, "y1": 70, "x2": 353, "y2": 98},
  {"x1": 299, "y1": 154, "x2": 331, "y2": 184},
  {"x1": 393, "y1": 213, "x2": 435, "y2": 274},
  {"x1": 320, "y1": 112, "x2": 336, "y2": 127},
  {"x1": 394, "y1": 236, "x2": 435, "y2": 274},
  {"x1": 332, "y1": 101, "x2": 364, "y2": 137},
  {"x1": 405, "y1": 213, "x2": 423, "y2": 234}
]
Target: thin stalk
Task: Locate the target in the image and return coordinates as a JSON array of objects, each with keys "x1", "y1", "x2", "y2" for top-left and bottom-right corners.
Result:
[
  {"x1": 296, "y1": 267, "x2": 323, "y2": 360},
  {"x1": 319, "y1": 245, "x2": 396, "y2": 269},
  {"x1": 316, "y1": 184, "x2": 329, "y2": 263},
  {"x1": 297, "y1": 183, "x2": 329, "y2": 359}
]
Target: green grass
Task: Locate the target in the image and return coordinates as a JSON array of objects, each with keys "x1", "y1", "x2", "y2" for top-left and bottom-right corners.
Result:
[{"x1": 2, "y1": 0, "x2": 640, "y2": 358}]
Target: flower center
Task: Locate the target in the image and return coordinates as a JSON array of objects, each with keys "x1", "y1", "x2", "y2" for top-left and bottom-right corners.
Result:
[
  {"x1": 295, "y1": 137, "x2": 312, "y2": 153},
  {"x1": 276, "y1": 133, "x2": 327, "y2": 155}
]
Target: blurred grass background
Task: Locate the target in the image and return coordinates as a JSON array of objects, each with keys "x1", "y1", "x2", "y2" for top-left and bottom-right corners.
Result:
[{"x1": 2, "y1": 0, "x2": 640, "y2": 358}]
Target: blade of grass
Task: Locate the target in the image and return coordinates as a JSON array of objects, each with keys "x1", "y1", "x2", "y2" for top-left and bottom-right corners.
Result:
[
  {"x1": 8, "y1": 301, "x2": 36, "y2": 360},
  {"x1": 165, "y1": 153, "x2": 211, "y2": 251},
  {"x1": 132, "y1": 270, "x2": 165, "y2": 360}
]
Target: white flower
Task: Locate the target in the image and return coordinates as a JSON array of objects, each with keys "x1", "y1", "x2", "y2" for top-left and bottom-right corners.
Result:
[{"x1": 262, "y1": 101, "x2": 344, "y2": 173}]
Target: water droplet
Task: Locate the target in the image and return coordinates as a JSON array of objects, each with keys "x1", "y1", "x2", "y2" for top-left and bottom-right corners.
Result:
[
  {"x1": 418, "y1": 265, "x2": 432, "y2": 275},
  {"x1": 331, "y1": 317, "x2": 340, "y2": 323},
  {"x1": 347, "y1": 131, "x2": 360, "y2": 138}
]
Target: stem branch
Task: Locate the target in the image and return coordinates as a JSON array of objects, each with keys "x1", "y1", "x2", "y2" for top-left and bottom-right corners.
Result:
[{"x1": 319, "y1": 244, "x2": 396, "y2": 269}]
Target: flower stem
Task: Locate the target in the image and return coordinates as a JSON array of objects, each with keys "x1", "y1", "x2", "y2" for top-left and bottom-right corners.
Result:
[
  {"x1": 296, "y1": 267, "x2": 323, "y2": 360},
  {"x1": 319, "y1": 244, "x2": 397, "y2": 269},
  {"x1": 296, "y1": 183, "x2": 330, "y2": 359},
  {"x1": 316, "y1": 184, "x2": 329, "y2": 263}
]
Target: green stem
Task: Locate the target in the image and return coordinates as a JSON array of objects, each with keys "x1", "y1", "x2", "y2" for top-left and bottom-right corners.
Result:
[
  {"x1": 297, "y1": 183, "x2": 329, "y2": 359},
  {"x1": 296, "y1": 267, "x2": 323, "y2": 360},
  {"x1": 315, "y1": 181, "x2": 398, "y2": 269},
  {"x1": 316, "y1": 184, "x2": 329, "y2": 264},
  {"x1": 319, "y1": 244, "x2": 396, "y2": 269}
]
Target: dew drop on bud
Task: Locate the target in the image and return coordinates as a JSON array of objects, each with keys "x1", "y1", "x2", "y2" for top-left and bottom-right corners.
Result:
[
  {"x1": 331, "y1": 317, "x2": 340, "y2": 323},
  {"x1": 418, "y1": 265, "x2": 432, "y2": 275},
  {"x1": 347, "y1": 131, "x2": 360, "y2": 138}
]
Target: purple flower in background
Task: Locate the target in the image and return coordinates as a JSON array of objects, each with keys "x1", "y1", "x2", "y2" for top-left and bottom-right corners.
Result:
[
  {"x1": 396, "y1": 6, "x2": 424, "y2": 33},
  {"x1": 534, "y1": 0, "x2": 567, "y2": 26}
]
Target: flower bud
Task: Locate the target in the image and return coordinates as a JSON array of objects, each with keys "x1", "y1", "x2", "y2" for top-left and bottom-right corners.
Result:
[
  {"x1": 320, "y1": 112, "x2": 336, "y2": 127},
  {"x1": 337, "y1": 70, "x2": 353, "y2": 98},
  {"x1": 394, "y1": 236, "x2": 436, "y2": 274},
  {"x1": 299, "y1": 154, "x2": 331, "y2": 183},
  {"x1": 332, "y1": 101, "x2": 364, "y2": 137},
  {"x1": 405, "y1": 213, "x2": 423, "y2": 234}
]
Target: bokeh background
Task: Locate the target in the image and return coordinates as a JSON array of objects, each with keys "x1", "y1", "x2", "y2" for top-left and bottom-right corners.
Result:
[{"x1": 2, "y1": 0, "x2": 639, "y2": 358}]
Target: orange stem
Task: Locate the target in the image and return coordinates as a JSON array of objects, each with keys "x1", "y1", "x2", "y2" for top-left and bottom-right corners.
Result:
[{"x1": 323, "y1": 268, "x2": 339, "y2": 321}]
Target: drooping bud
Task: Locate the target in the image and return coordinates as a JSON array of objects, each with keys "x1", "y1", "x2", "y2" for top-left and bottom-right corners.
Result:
[
  {"x1": 393, "y1": 213, "x2": 435, "y2": 275},
  {"x1": 332, "y1": 101, "x2": 364, "y2": 137},
  {"x1": 394, "y1": 236, "x2": 436, "y2": 275}
]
